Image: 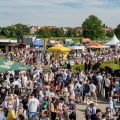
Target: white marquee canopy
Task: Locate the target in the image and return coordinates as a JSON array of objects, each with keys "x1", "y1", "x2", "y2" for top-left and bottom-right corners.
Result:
[{"x1": 105, "y1": 34, "x2": 120, "y2": 46}]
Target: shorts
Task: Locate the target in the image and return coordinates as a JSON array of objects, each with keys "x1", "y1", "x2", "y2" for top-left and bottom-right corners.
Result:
[
  {"x1": 75, "y1": 91, "x2": 83, "y2": 97},
  {"x1": 85, "y1": 93, "x2": 90, "y2": 96},
  {"x1": 90, "y1": 92, "x2": 96, "y2": 98}
]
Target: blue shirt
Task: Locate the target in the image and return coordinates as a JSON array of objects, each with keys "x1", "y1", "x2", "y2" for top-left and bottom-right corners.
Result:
[{"x1": 0, "y1": 113, "x2": 6, "y2": 120}]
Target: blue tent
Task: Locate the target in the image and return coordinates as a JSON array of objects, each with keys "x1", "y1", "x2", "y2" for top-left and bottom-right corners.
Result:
[{"x1": 33, "y1": 40, "x2": 44, "y2": 46}]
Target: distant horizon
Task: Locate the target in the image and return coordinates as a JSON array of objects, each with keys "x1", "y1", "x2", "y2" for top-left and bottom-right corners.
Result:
[
  {"x1": 0, "y1": 0, "x2": 120, "y2": 28},
  {"x1": 0, "y1": 22, "x2": 114, "y2": 29}
]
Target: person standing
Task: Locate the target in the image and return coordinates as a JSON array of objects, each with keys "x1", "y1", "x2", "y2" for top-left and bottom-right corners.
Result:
[
  {"x1": 28, "y1": 94, "x2": 39, "y2": 120},
  {"x1": 104, "y1": 76, "x2": 110, "y2": 98},
  {"x1": 83, "y1": 80, "x2": 90, "y2": 103},
  {"x1": 50, "y1": 98, "x2": 56, "y2": 120},
  {"x1": 89, "y1": 82, "x2": 97, "y2": 103},
  {"x1": 6, "y1": 105, "x2": 16, "y2": 120},
  {"x1": 96, "y1": 73, "x2": 103, "y2": 96},
  {"x1": 68, "y1": 98, "x2": 77, "y2": 120},
  {"x1": 91, "y1": 109, "x2": 101, "y2": 120},
  {"x1": 74, "y1": 80, "x2": 83, "y2": 103},
  {"x1": 0, "y1": 107, "x2": 6, "y2": 120},
  {"x1": 14, "y1": 94, "x2": 20, "y2": 116},
  {"x1": 57, "y1": 97, "x2": 64, "y2": 120}
]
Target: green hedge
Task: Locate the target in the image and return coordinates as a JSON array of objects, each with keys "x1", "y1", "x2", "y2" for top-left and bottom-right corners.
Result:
[
  {"x1": 71, "y1": 61, "x2": 120, "y2": 72},
  {"x1": 72, "y1": 64, "x2": 84, "y2": 71}
]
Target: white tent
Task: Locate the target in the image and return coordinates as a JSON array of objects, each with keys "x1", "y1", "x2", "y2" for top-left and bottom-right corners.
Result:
[
  {"x1": 70, "y1": 46, "x2": 86, "y2": 51},
  {"x1": 105, "y1": 34, "x2": 120, "y2": 46}
]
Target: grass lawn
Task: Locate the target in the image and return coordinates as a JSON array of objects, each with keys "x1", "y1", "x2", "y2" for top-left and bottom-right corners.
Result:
[
  {"x1": 37, "y1": 37, "x2": 82, "y2": 43},
  {"x1": 71, "y1": 61, "x2": 120, "y2": 71},
  {"x1": 0, "y1": 36, "x2": 111, "y2": 43},
  {"x1": 0, "y1": 37, "x2": 17, "y2": 40},
  {"x1": 100, "y1": 61, "x2": 120, "y2": 70}
]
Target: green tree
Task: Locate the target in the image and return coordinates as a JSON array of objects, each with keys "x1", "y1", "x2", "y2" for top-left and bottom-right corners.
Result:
[
  {"x1": 0, "y1": 24, "x2": 30, "y2": 38},
  {"x1": 2, "y1": 27, "x2": 11, "y2": 38},
  {"x1": 106, "y1": 30, "x2": 114, "y2": 38},
  {"x1": 37, "y1": 28, "x2": 52, "y2": 38},
  {"x1": 15, "y1": 24, "x2": 30, "y2": 35},
  {"x1": 82, "y1": 15, "x2": 104, "y2": 39},
  {"x1": 53, "y1": 28, "x2": 64, "y2": 37},
  {"x1": 50, "y1": 28, "x2": 56, "y2": 37},
  {"x1": 74, "y1": 27, "x2": 83, "y2": 37},
  {"x1": 115, "y1": 24, "x2": 120, "y2": 39},
  {"x1": 0, "y1": 27, "x2": 2, "y2": 35},
  {"x1": 65, "y1": 28, "x2": 74, "y2": 37}
]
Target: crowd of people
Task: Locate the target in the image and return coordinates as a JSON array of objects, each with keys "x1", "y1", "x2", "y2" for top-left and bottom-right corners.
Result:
[{"x1": 0, "y1": 46, "x2": 120, "y2": 120}]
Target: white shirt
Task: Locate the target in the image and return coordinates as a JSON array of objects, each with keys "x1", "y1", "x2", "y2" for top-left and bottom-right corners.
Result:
[
  {"x1": 12, "y1": 80, "x2": 22, "y2": 88},
  {"x1": 105, "y1": 78, "x2": 110, "y2": 87},
  {"x1": 96, "y1": 74, "x2": 103, "y2": 83},
  {"x1": 4, "y1": 79, "x2": 10, "y2": 89},
  {"x1": 79, "y1": 73, "x2": 85, "y2": 82},
  {"x1": 75, "y1": 82, "x2": 83, "y2": 92},
  {"x1": 89, "y1": 83, "x2": 96, "y2": 92},
  {"x1": 69, "y1": 83, "x2": 74, "y2": 91},
  {"x1": 22, "y1": 76, "x2": 28, "y2": 86},
  {"x1": 28, "y1": 97, "x2": 39, "y2": 112}
]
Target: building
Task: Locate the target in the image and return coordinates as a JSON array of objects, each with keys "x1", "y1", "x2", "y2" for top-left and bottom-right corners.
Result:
[
  {"x1": 30, "y1": 25, "x2": 56, "y2": 34},
  {"x1": 30, "y1": 26, "x2": 41, "y2": 34},
  {"x1": 102, "y1": 27, "x2": 113, "y2": 34},
  {"x1": 0, "y1": 39, "x2": 17, "y2": 53},
  {"x1": 40, "y1": 25, "x2": 56, "y2": 29}
]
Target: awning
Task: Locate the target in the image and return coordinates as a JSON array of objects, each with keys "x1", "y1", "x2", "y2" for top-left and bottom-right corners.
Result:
[
  {"x1": 0, "y1": 59, "x2": 32, "y2": 72},
  {"x1": 87, "y1": 42, "x2": 109, "y2": 48},
  {"x1": 48, "y1": 44, "x2": 71, "y2": 52}
]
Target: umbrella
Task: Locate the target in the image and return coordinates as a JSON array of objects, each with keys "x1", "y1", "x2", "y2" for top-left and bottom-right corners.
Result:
[
  {"x1": 0, "y1": 58, "x2": 32, "y2": 73},
  {"x1": 87, "y1": 42, "x2": 109, "y2": 48},
  {"x1": 48, "y1": 44, "x2": 71, "y2": 52}
]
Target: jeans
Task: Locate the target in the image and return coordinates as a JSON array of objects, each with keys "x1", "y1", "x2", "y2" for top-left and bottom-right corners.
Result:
[
  {"x1": 51, "y1": 112, "x2": 56, "y2": 120},
  {"x1": 113, "y1": 99, "x2": 117, "y2": 111},
  {"x1": 69, "y1": 112, "x2": 76, "y2": 120},
  {"x1": 105, "y1": 86, "x2": 110, "y2": 98},
  {"x1": 29, "y1": 112, "x2": 37, "y2": 120},
  {"x1": 3, "y1": 108, "x2": 8, "y2": 117}
]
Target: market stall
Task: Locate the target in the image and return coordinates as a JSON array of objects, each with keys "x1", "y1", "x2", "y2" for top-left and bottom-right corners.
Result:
[
  {"x1": 87, "y1": 42, "x2": 109, "y2": 49},
  {"x1": 48, "y1": 44, "x2": 71, "y2": 59},
  {"x1": 105, "y1": 34, "x2": 120, "y2": 46},
  {"x1": 70, "y1": 46, "x2": 86, "y2": 51}
]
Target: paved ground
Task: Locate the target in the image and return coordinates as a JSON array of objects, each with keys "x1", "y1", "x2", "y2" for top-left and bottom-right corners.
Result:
[{"x1": 76, "y1": 97, "x2": 119, "y2": 120}]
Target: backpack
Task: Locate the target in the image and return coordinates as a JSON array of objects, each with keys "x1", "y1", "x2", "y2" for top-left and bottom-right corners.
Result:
[
  {"x1": 44, "y1": 101, "x2": 49, "y2": 110},
  {"x1": 76, "y1": 86, "x2": 80, "y2": 92}
]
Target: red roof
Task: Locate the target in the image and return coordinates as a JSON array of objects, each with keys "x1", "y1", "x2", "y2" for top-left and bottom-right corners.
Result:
[
  {"x1": 89, "y1": 42, "x2": 103, "y2": 46},
  {"x1": 82, "y1": 38, "x2": 91, "y2": 42}
]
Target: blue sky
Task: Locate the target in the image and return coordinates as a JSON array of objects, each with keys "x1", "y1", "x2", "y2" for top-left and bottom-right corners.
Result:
[{"x1": 0, "y1": 0, "x2": 120, "y2": 27}]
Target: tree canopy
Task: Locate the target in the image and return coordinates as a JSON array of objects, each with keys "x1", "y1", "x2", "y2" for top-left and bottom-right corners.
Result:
[
  {"x1": 115, "y1": 24, "x2": 120, "y2": 39},
  {"x1": 0, "y1": 24, "x2": 30, "y2": 38},
  {"x1": 82, "y1": 15, "x2": 104, "y2": 39}
]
